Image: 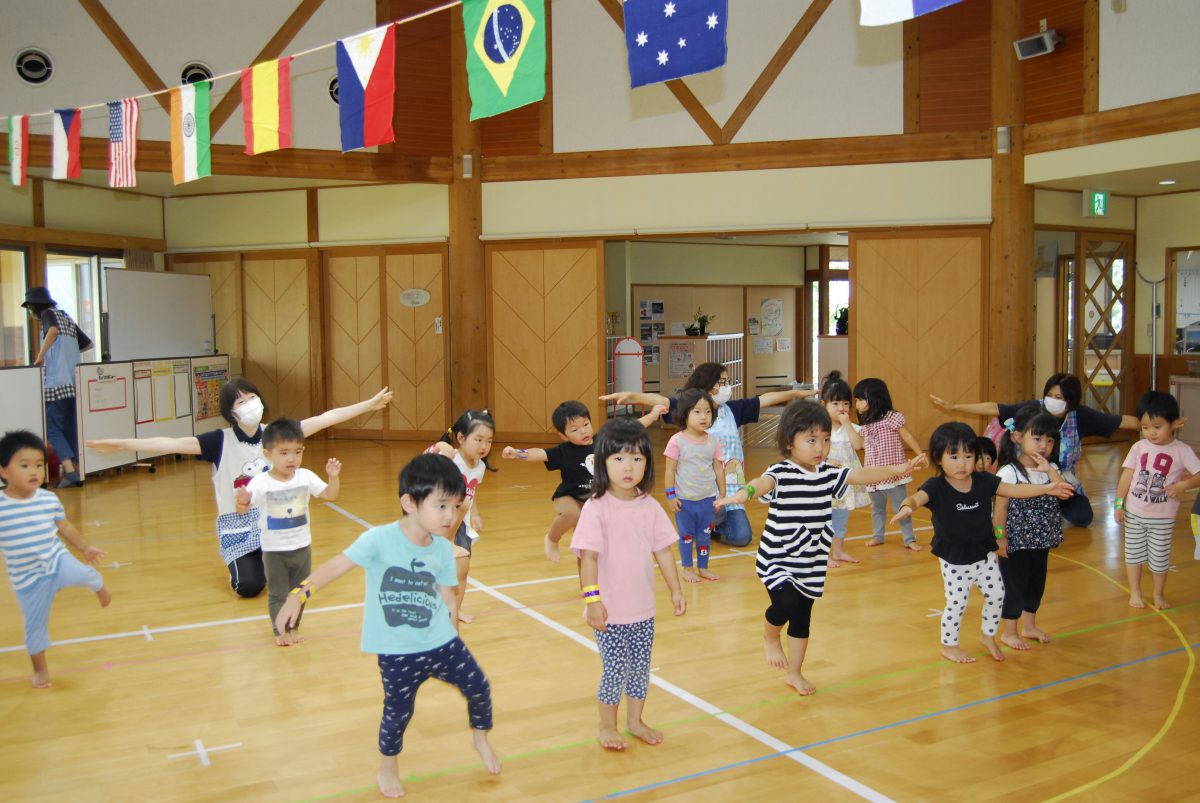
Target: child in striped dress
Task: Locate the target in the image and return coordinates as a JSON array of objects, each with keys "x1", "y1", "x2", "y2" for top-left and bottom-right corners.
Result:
[{"x1": 716, "y1": 402, "x2": 925, "y2": 696}]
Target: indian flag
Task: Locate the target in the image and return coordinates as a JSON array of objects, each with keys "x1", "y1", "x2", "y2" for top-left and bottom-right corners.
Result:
[
  {"x1": 170, "y1": 81, "x2": 211, "y2": 184},
  {"x1": 241, "y1": 56, "x2": 292, "y2": 155},
  {"x1": 7, "y1": 115, "x2": 28, "y2": 186}
]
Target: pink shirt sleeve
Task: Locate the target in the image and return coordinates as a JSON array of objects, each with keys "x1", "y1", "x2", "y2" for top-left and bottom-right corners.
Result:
[
  {"x1": 648, "y1": 499, "x2": 678, "y2": 552},
  {"x1": 1121, "y1": 441, "x2": 1142, "y2": 471},
  {"x1": 664, "y1": 433, "x2": 681, "y2": 460},
  {"x1": 570, "y1": 499, "x2": 605, "y2": 556},
  {"x1": 1180, "y1": 442, "x2": 1200, "y2": 475},
  {"x1": 890, "y1": 410, "x2": 906, "y2": 430}
]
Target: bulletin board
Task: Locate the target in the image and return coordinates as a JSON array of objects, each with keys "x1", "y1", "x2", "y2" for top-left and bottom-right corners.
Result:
[
  {"x1": 630, "y1": 285, "x2": 744, "y2": 391},
  {"x1": 0, "y1": 366, "x2": 47, "y2": 488},
  {"x1": 744, "y1": 286, "x2": 798, "y2": 395},
  {"x1": 77, "y1": 361, "x2": 137, "y2": 477},
  {"x1": 191, "y1": 354, "x2": 230, "y2": 435},
  {"x1": 133, "y1": 357, "x2": 195, "y2": 456}
]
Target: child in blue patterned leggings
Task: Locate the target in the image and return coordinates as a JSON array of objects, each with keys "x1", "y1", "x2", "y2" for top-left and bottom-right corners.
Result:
[
  {"x1": 664, "y1": 388, "x2": 726, "y2": 583},
  {"x1": 276, "y1": 453, "x2": 499, "y2": 799}
]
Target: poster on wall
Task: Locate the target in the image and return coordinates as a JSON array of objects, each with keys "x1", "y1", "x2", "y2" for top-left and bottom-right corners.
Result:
[
  {"x1": 747, "y1": 316, "x2": 760, "y2": 335},
  {"x1": 754, "y1": 336, "x2": 774, "y2": 354},
  {"x1": 670, "y1": 321, "x2": 687, "y2": 336},
  {"x1": 776, "y1": 337, "x2": 792, "y2": 353},
  {"x1": 760, "y1": 298, "x2": 784, "y2": 336},
  {"x1": 639, "y1": 323, "x2": 654, "y2": 342},
  {"x1": 668, "y1": 343, "x2": 694, "y2": 377},
  {"x1": 652, "y1": 322, "x2": 666, "y2": 339},
  {"x1": 643, "y1": 344, "x2": 660, "y2": 365},
  {"x1": 639, "y1": 299, "x2": 665, "y2": 321}
]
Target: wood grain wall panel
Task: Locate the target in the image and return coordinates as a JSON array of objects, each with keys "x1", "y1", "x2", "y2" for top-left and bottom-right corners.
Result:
[
  {"x1": 384, "y1": 250, "x2": 448, "y2": 435},
  {"x1": 242, "y1": 257, "x2": 311, "y2": 421},
  {"x1": 326, "y1": 255, "x2": 384, "y2": 432},
  {"x1": 488, "y1": 245, "x2": 602, "y2": 441},
  {"x1": 1022, "y1": 0, "x2": 1084, "y2": 124},
  {"x1": 389, "y1": 0, "x2": 452, "y2": 157},
  {"x1": 481, "y1": 103, "x2": 545, "y2": 157},
  {"x1": 853, "y1": 234, "x2": 984, "y2": 446},
  {"x1": 916, "y1": 0, "x2": 991, "y2": 133},
  {"x1": 168, "y1": 257, "x2": 243, "y2": 361}
]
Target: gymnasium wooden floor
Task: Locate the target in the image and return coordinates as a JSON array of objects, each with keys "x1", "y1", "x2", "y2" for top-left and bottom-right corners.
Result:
[{"x1": 2, "y1": 426, "x2": 1197, "y2": 802}]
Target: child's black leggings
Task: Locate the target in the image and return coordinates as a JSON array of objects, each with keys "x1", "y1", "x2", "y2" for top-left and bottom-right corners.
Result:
[
  {"x1": 765, "y1": 583, "x2": 815, "y2": 639},
  {"x1": 377, "y1": 637, "x2": 492, "y2": 756},
  {"x1": 999, "y1": 548, "x2": 1050, "y2": 620}
]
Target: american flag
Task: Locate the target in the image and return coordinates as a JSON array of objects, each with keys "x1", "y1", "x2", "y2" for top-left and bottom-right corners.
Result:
[{"x1": 107, "y1": 98, "x2": 139, "y2": 188}]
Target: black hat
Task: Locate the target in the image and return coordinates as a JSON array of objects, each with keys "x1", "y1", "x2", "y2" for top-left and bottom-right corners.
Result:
[{"x1": 21, "y1": 286, "x2": 56, "y2": 308}]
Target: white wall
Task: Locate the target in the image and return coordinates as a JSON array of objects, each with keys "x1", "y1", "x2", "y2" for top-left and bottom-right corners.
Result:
[
  {"x1": 0, "y1": 183, "x2": 34, "y2": 227},
  {"x1": 164, "y1": 191, "x2": 307, "y2": 250},
  {"x1": 316, "y1": 184, "x2": 448, "y2": 245},
  {"x1": 1033, "y1": 188, "x2": 1135, "y2": 230},
  {"x1": 1099, "y1": 0, "x2": 1200, "y2": 111},
  {"x1": 1135, "y1": 191, "x2": 1200, "y2": 353},
  {"x1": 44, "y1": 182, "x2": 163, "y2": 240}
]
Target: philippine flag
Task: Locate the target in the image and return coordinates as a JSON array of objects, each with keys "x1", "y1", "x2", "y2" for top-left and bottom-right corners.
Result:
[
  {"x1": 52, "y1": 108, "x2": 82, "y2": 180},
  {"x1": 860, "y1": 0, "x2": 963, "y2": 26},
  {"x1": 336, "y1": 25, "x2": 396, "y2": 152}
]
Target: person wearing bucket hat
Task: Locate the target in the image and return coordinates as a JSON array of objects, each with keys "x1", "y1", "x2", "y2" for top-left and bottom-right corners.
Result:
[{"x1": 23, "y1": 286, "x2": 94, "y2": 488}]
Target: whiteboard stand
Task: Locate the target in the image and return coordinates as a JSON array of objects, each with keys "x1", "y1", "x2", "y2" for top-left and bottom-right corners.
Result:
[{"x1": 611, "y1": 338, "x2": 645, "y2": 419}]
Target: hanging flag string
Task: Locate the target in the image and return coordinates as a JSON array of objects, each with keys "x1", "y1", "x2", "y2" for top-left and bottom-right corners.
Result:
[{"x1": 10, "y1": 0, "x2": 463, "y2": 121}]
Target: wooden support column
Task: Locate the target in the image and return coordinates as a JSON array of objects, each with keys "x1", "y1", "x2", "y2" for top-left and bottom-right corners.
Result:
[
  {"x1": 448, "y1": 10, "x2": 487, "y2": 413},
  {"x1": 988, "y1": 0, "x2": 1034, "y2": 402}
]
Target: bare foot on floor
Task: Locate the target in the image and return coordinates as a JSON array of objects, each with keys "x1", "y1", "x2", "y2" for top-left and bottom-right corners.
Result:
[
  {"x1": 377, "y1": 759, "x2": 405, "y2": 798},
  {"x1": 459, "y1": 610, "x2": 475, "y2": 624},
  {"x1": 827, "y1": 558, "x2": 841, "y2": 568},
  {"x1": 597, "y1": 726, "x2": 627, "y2": 751},
  {"x1": 289, "y1": 631, "x2": 305, "y2": 644},
  {"x1": 31, "y1": 671, "x2": 51, "y2": 689},
  {"x1": 1129, "y1": 595, "x2": 1146, "y2": 609},
  {"x1": 785, "y1": 673, "x2": 816, "y2": 696},
  {"x1": 764, "y1": 635, "x2": 787, "y2": 670},
  {"x1": 904, "y1": 541, "x2": 923, "y2": 552},
  {"x1": 999, "y1": 633, "x2": 1030, "y2": 651},
  {"x1": 627, "y1": 719, "x2": 663, "y2": 745},
  {"x1": 680, "y1": 568, "x2": 700, "y2": 584},
  {"x1": 866, "y1": 538, "x2": 885, "y2": 548},
  {"x1": 831, "y1": 551, "x2": 859, "y2": 564},
  {"x1": 275, "y1": 633, "x2": 293, "y2": 647},
  {"x1": 544, "y1": 533, "x2": 561, "y2": 562},
  {"x1": 472, "y1": 729, "x2": 502, "y2": 774},
  {"x1": 941, "y1": 645, "x2": 976, "y2": 663},
  {"x1": 1154, "y1": 596, "x2": 1172, "y2": 610},
  {"x1": 1020, "y1": 626, "x2": 1051, "y2": 644},
  {"x1": 981, "y1": 635, "x2": 1005, "y2": 662},
  {"x1": 97, "y1": 586, "x2": 112, "y2": 607},
  {"x1": 698, "y1": 568, "x2": 720, "y2": 581}
]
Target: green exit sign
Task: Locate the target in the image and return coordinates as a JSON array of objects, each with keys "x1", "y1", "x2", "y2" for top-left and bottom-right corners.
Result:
[{"x1": 1082, "y1": 189, "x2": 1109, "y2": 217}]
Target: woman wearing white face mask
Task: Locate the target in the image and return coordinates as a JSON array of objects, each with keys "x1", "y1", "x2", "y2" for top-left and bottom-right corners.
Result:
[
  {"x1": 602, "y1": 362, "x2": 817, "y2": 547},
  {"x1": 88, "y1": 378, "x2": 392, "y2": 597},
  {"x1": 929, "y1": 373, "x2": 1139, "y2": 528}
]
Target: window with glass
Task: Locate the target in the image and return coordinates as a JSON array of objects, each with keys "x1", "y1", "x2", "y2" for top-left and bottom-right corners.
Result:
[
  {"x1": 0, "y1": 246, "x2": 29, "y2": 366},
  {"x1": 44, "y1": 251, "x2": 123, "y2": 359}
]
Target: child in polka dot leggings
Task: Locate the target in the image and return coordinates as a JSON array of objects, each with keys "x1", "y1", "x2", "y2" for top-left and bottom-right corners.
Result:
[
  {"x1": 573, "y1": 419, "x2": 686, "y2": 751},
  {"x1": 892, "y1": 423, "x2": 1073, "y2": 664}
]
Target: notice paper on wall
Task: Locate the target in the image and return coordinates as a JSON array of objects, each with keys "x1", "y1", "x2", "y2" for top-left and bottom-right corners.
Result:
[
  {"x1": 668, "y1": 342, "x2": 694, "y2": 377},
  {"x1": 754, "y1": 336, "x2": 774, "y2": 354},
  {"x1": 760, "y1": 299, "x2": 784, "y2": 336},
  {"x1": 776, "y1": 337, "x2": 792, "y2": 353}
]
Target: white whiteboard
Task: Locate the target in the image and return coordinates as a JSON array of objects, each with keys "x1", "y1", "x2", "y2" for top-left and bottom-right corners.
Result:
[
  {"x1": 78, "y1": 362, "x2": 137, "y2": 477},
  {"x1": 104, "y1": 269, "x2": 215, "y2": 361},
  {"x1": 0, "y1": 366, "x2": 47, "y2": 488}
]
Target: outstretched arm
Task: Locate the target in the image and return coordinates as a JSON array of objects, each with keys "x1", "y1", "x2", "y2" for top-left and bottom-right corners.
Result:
[
  {"x1": 301, "y1": 387, "x2": 393, "y2": 437},
  {"x1": 929, "y1": 394, "x2": 1000, "y2": 418},
  {"x1": 86, "y1": 435, "x2": 202, "y2": 456},
  {"x1": 600, "y1": 390, "x2": 671, "y2": 409},
  {"x1": 637, "y1": 404, "x2": 670, "y2": 427},
  {"x1": 501, "y1": 446, "x2": 548, "y2": 462},
  {"x1": 757, "y1": 387, "x2": 819, "y2": 408},
  {"x1": 890, "y1": 490, "x2": 931, "y2": 523},
  {"x1": 715, "y1": 474, "x2": 776, "y2": 509},
  {"x1": 847, "y1": 454, "x2": 928, "y2": 486},
  {"x1": 997, "y1": 480, "x2": 1074, "y2": 500}
]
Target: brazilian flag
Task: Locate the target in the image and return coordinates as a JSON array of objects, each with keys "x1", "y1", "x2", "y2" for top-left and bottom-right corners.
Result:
[{"x1": 462, "y1": 0, "x2": 546, "y2": 121}]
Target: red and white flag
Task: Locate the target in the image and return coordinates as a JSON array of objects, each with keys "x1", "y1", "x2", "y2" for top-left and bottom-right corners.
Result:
[
  {"x1": 52, "y1": 108, "x2": 82, "y2": 180},
  {"x1": 7, "y1": 115, "x2": 28, "y2": 186},
  {"x1": 107, "y1": 98, "x2": 139, "y2": 188}
]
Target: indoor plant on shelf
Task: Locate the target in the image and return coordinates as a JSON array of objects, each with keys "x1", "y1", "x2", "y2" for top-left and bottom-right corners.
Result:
[{"x1": 688, "y1": 307, "x2": 716, "y2": 336}]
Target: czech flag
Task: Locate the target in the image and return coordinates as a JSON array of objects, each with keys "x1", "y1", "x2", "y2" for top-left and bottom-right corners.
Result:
[
  {"x1": 241, "y1": 56, "x2": 293, "y2": 155},
  {"x1": 336, "y1": 24, "x2": 395, "y2": 152},
  {"x1": 860, "y1": 0, "x2": 963, "y2": 26},
  {"x1": 7, "y1": 115, "x2": 28, "y2": 187},
  {"x1": 52, "y1": 108, "x2": 82, "y2": 180}
]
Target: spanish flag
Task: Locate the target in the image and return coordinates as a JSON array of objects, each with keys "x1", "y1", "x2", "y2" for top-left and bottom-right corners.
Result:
[{"x1": 241, "y1": 56, "x2": 293, "y2": 156}]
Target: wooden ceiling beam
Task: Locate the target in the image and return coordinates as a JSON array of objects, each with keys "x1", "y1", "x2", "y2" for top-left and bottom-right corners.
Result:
[
  {"x1": 208, "y1": 0, "x2": 328, "y2": 137},
  {"x1": 0, "y1": 134, "x2": 452, "y2": 183},
  {"x1": 76, "y1": 0, "x2": 171, "y2": 114},
  {"x1": 482, "y1": 130, "x2": 990, "y2": 181},
  {"x1": 1024, "y1": 92, "x2": 1200, "y2": 153}
]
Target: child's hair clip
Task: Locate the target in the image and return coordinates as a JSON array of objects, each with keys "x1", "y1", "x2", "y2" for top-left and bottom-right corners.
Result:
[{"x1": 1003, "y1": 418, "x2": 1016, "y2": 432}]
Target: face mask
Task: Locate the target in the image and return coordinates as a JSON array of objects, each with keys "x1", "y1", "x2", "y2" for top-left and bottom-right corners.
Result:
[
  {"x1": 713, "y1": 386, "x2": 732, "y2": 406},
  {"x1": 1042, "y1": 396, "x2": 1068, "y2": 416},
  {"x1": 234, "y1": 398, "x2": 264, "y2": 428}
]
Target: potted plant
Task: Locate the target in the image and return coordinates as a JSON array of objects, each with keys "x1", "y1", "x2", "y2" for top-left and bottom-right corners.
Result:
[
  {"x1": 834, "y1": 305, "x2": 849, "y2": 335},
  {"x1": 693, "y1": 307, "x2": 716, "y2": 335}
]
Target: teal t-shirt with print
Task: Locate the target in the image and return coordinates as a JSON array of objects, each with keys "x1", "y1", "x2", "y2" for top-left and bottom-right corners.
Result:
[{"x1": 343, "y1": 521, "x2": 459, "y2": 655}]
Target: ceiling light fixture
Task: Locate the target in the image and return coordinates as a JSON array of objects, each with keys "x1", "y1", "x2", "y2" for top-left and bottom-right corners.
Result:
[{"x1": 1159, "y1": 179, "x2": 1177, "y2": 186}]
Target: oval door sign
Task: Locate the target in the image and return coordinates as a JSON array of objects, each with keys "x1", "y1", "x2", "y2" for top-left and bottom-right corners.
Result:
[{"x1": 398, "y1": 288, "x2": 431, "y2": 308}]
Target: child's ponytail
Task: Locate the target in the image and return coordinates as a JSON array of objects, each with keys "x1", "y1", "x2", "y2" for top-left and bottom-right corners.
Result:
[
  {"x1": 996, "y1": 402, "x2": 1060, "y2": 482},
  {"x1": 446, "y1": 409, "x2": 499, "y2": 472},
  {"x1": 820, "y1": 370, "x2": 852, "y2": 404}
]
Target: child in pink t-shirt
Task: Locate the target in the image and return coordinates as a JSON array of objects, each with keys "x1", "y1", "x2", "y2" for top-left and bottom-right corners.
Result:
[
  {"x1": 573, "y1": 418, "x2": 685, "y2": 752},
  {"x1": 1115, "y1": 391, "x2": 1200, "y2": 610}
]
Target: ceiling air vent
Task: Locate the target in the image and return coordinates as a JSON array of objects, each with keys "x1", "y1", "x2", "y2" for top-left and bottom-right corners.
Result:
[
  {"x1": 180, "y1": 62, "x2": 214, "y2": 84},
  {"x1": 328, "y1": 75, "x2": 339, "y2": 104},
  {"x1": 15, "y1": 48, "x2": 53, "y2": 86}
]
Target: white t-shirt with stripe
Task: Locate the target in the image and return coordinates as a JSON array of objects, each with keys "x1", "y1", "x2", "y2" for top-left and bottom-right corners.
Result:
[
  {"x1": 0, "y1": 489, "x2": 69, "y2": 591},
  {"x1": 756, "y1": 460, "x2": 850, "y2": 599}
]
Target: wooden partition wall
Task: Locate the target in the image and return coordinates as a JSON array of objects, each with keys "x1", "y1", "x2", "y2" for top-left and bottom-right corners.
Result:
[
  {"x1": 487, "y1": 241, "x2": 605, "y2": 442},
  {"x1": 168, "y1": 255, "x2": 244, "y2": 363},
  {"x1": 851, "y1": 230, "x2": 988, "y2": 446},
  {"x1": 241, "y1": 252, "x2": 315, "y2": 423}
]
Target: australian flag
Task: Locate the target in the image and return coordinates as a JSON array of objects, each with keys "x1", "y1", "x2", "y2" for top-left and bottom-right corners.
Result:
[{"x1": 624, "y1": 0, "x2": 728, "y2": 88}]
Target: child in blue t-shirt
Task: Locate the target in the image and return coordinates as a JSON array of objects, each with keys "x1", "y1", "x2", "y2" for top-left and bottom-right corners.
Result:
[{"x1": 275, "y1": 453, "x2": 500, "y2": 798}]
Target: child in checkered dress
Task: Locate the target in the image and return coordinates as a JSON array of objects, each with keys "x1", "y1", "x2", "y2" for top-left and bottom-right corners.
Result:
[{"x1": 853, "y1": 378, "x2": 927, "y2": 551}]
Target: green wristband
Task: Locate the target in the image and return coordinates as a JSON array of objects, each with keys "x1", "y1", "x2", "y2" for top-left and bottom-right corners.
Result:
[
  {"x1": 1114, "y1": 497, "x2": 1125, "y2": 510},
  {"x1": 993, "y1": 525, "x2": 1004, "y2": 540}
]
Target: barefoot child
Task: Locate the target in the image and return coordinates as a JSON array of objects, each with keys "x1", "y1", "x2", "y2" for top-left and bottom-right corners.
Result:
[
  {"x1": 1114, "y1": 391, "x2": 1200, "y2": 611},
  {"x1": 994, "y1": 405, "x2": 1066, "y2": 649},
  {"x1": 716, "y1": 401, "x2": 927, "y2": 695},
  {"x1": 853, "y1": 377, "x2": 927, "y2": 550},
  {"x1": 501, "y1": 400, "x2": 666, "y2": 561},
  {"x1": 892, "y1": 423, "x2": 1074, "y2": 664},
  {"x1": 0, "y1": 430, "x2": 112, "y2": 688},
  {"x1": 573, "y1": 418, "x2": 686, "y2": 750},
  {"x1": 428, "y1": 410, "x2": 495, "y2": 623},
  {"x1": 275, "y1": 453, "x2": 499, "y2": 798},
  {"x1": 236, "y1": 418, "x2": 340, "y2": 645},
  {"x1": 664, "y1": 388, "x2": 725, "y2": 582},
  {"x1": 821, "y1": 371, "x2": 866, "y2": 567}
]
